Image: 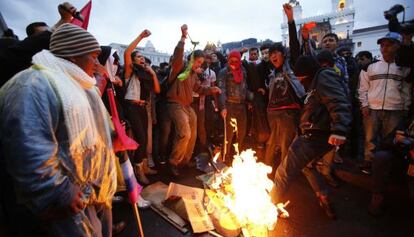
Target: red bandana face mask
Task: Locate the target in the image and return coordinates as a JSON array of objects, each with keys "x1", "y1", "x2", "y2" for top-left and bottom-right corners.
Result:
[
  {"x1": 228, "y1": 50, "x2": 243, "y2": 83},
  {"x1": 229, "y1": 61, "x2": 241, "y2": 70}
]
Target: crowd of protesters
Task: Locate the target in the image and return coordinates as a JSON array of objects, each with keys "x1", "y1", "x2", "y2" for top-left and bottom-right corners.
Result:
[{"x1": 0, "y1": 1, "x2": 413, "y2": 236}]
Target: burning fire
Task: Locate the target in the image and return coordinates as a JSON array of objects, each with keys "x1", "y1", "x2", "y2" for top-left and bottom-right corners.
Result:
[
  {"x1": 202, "y1": 117, "x2": 289, "y2": 236},
  {"x1": 207, "y1": 118, "x2": 279, "y2": 236},
  {"x1": 226, "y1": 149, "x2": 278, "y2": 234}
]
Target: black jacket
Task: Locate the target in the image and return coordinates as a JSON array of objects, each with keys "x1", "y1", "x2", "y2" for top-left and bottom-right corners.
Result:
[
  {"x1": 217, "y1": 66, "x2": 251, "y2": 109},
  {"x1": 300, "y1": 68, "x2": 352, "y2": 136},
  {"x1": 0, "y1": 31, "x2": 51, "y2": 87}
]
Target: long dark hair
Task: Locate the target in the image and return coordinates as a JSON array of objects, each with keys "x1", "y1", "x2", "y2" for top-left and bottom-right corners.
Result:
[{"x1": 130, "y1": 51, "x2": 149, "y2": 79}]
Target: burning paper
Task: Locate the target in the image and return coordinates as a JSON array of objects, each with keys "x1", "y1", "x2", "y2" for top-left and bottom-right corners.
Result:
[{"x1": 165, "y1": 183, "x2": 214, "y2": 233}]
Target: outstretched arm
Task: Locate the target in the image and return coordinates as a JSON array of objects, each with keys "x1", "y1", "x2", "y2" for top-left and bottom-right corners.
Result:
[
  {"x1": 52, "y1": 2, "x2": 77, "y2": 31},
  {"x1": 124, "y1": 29, "x2": 151, "y2": 80},
  {"x1": 283, "y1": 3, "x2": 300, "y2": 67},
  {"x1": 167, "y1": 24, "x2": 188, "y2": 84}
]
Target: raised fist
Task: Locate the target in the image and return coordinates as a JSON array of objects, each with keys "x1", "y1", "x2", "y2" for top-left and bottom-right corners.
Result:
[
  {"x1": 141, "y1": 29, "x2": 151, "y2": 38},
  {"x1": 283, "y1": 3, "x2": 294, "y2": 22},
  {"x1": 181, "y1": 24, "x2": 188, "y2": 38},
  {"x1": 58, "y1": 2, "x2": 77, "y2": 21}
]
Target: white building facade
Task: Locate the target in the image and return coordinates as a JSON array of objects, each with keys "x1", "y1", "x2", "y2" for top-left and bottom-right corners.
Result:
[
  {"x1": 281, "y1": 0, "x2": 355, "y2": 47},
  {"x1": 351, "y1": 25, "x2": 388, "y2": 58},
  {"x1": 109, "y1": 41, "x2": 171, "y2": 66}
]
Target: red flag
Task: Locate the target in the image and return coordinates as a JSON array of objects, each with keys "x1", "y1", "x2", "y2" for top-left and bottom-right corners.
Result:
[{"x1": 71, "y1": 0, "x2": 92, "y2": 30}]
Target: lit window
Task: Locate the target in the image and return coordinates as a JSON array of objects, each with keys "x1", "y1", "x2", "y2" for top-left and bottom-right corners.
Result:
[{"x1": 338, "y1": 0, "x2": 346, "y2": 10}]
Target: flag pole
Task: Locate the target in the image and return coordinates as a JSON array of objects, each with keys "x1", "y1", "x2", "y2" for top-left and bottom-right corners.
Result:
[{"x1": 132, "y1": 203, "x2": 145, "y2": 237}]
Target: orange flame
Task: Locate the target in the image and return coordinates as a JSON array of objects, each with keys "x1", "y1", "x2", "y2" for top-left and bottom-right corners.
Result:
[
  {"x1": 210, "y1": 118, "x2": 281, "y2": 235},
  {"x1": 226, "y1": 149, "x2": 278, "y2": 232}
]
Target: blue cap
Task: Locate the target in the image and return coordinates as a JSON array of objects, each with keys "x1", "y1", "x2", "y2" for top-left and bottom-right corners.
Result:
[{"x1": 377, "y1": 32, "x2": 402, "y2": 44}]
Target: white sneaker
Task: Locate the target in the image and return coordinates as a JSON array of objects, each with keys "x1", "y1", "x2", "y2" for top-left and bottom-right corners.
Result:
[{"x1": 137, "y1": 195, "x2": 151, "y2": 209}]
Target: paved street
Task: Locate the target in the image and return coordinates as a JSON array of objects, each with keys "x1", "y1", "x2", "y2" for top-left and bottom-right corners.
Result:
[{"x1": 113, "y1": 159, "x2": 414, "y2": 237}]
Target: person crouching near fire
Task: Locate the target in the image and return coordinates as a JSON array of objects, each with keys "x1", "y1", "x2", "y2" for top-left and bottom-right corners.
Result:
[{"x1": 270, "y1": 55, "x2": 352, "y2": 219}]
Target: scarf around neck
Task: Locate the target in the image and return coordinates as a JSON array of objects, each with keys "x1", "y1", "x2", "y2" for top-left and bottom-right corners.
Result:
[
  {"x1": 177, "y1": 52, "x2": 195, "y2": 81},
  {"x1": 32, "y1": 50, "x2": 112, "y2": 157},
  {"x1": 228, "y1": 50, "x2": 243, "y2": 83}
]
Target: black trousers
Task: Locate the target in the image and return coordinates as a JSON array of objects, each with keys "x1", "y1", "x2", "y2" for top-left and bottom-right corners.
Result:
[{"x1": 125, "y1": 102, "x2": 148, "y2": 164}]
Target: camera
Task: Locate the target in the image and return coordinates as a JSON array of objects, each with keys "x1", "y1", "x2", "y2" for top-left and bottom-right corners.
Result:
[
  {"x1": 384, "y1": 4, "x2": 404, "y2": 20},
  {"x1": 384, "y1": 4, "x2": 414, "y2": 34}
]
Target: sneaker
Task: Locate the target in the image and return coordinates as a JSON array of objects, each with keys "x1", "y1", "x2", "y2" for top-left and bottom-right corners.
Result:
[
  {"x1": 368, "y1": 194, "x2": 384, "y2": 217},
  {"x1": 137, "y1": 195, "x2": 151, "y2": 209},
  {"x1": 360, "y1": 161, "x2": 372, "y2": 175},
  {"x1": 318, "y1": 195, "x2": 337, "y2": 219}
]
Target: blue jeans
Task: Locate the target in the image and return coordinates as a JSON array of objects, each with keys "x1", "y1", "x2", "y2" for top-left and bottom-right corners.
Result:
[
  {"x1": 363, "y1": 109, "x2": 404, "y2": 162},
  {"x1": 271, "y1": 133, "x2": 333, "y2": 204},
  {"x1": 168, "y1": 103, "x2": 197, "y2": 166}
]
